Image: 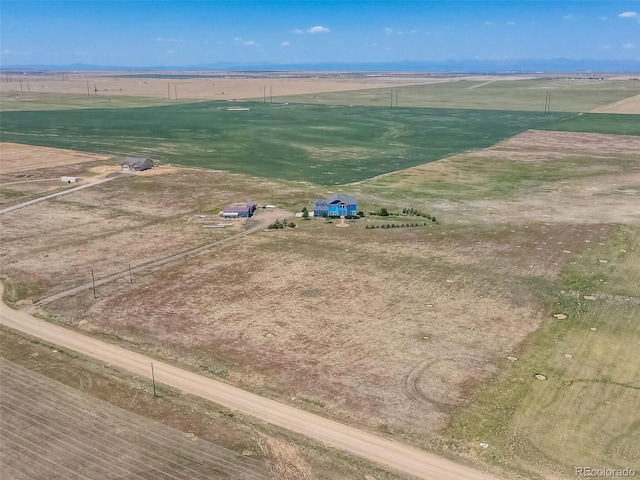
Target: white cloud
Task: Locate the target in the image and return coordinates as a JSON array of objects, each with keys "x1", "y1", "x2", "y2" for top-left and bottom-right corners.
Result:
[
  {"x1": 619, "y1": 11, "x2": 638, "y2": 18},
  {"x1": 506, "y1": 21, "x2": 515, "y2": 25},
  {"x1": 155, "y1": 38, "x2": 183, "y2": 43},
  {"x1": 484, "y1": 21, "x2": 494, "y2": 26},
  {"x1": 622, "y1": 43, "x2": 635, "y2": 49},
  {"x1": 307, "y1": 25, "x2": 329, "y2": 34},
  {"x1": 384, "y1": 27, "x2": 393, "y2": 33},
  {"x1": 598, "y1": 16, "x2": 607, "y2": 21},
  {"x1": 281, "y1": 41, "x2": 290, "y2": 46},
  {"x1": 563, "y1": 14, "x2": 575, "y2": 21},
  {"x1": 243, "y1": 40, "x2": 256, "y2": 45},
  {"x1": 233, "y1": 37, "x2": 242, "y2": 42},
  {"x1": 292, "y1": 28, "x2": 304, "y2": 34}
]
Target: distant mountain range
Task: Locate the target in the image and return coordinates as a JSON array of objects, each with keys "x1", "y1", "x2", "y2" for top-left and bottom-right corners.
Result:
[{"x1": 2, "y1": 59, "x2": 639, "y2": 73}]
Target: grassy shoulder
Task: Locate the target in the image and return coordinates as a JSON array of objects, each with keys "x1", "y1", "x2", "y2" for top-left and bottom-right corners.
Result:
[{"x1": 443, "y1": 225, "x2": 640, "y2": 479}]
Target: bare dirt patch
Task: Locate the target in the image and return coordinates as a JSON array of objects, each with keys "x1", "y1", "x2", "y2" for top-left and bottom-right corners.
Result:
[
  {"x1": 591, "y1": 92, "x2": 640, "y2": 114},
  {"x1": 1, "y1": 142, "x2": 110, "y2": 174}
]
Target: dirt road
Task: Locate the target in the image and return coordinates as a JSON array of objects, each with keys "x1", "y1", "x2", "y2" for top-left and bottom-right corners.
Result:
[
  {"x1": 0, "y1": 175, "x2": 123, "y2": 215},
  {"x1": 34, "y1": 208, "x2": 292, "y2": 305},
  {"x1": 0, "y1": 284, "x2": 499, "y2": 480}
]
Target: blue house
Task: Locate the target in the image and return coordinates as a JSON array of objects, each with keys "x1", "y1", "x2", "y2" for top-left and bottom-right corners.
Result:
[{"x1": 312, "y1": 194, "x2": 357, "y2": 217}]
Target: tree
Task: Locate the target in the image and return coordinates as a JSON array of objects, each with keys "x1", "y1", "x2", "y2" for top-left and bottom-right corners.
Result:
[
  {"x1": 378, "y1": 207, "x2": 389, "y2": 216},
  {"x1": 302, "y1": 208, "x2": 309, "y2": 220}
]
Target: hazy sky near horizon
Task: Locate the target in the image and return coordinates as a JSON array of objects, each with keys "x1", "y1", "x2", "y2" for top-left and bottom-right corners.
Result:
[{"x1": 1, "y1": 1, "x2": 639, "y2": 67}]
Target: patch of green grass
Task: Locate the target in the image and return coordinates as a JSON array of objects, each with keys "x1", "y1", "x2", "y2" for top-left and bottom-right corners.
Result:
[
  {"x1": 359, "y1": 154, "x2": 631, "y2": 203},
  {"x1": 274, "y1": 78, "x2": 640, "y2": 112},
  {"x1": 540, "y1": 112, "x2": 640, "y2": 136},
  {"x1": 0, "y1": 101, "x2": 568, "y2": 185},
  {"x1": 444, "y1": 225, "x2": 640, "y2": 478}
]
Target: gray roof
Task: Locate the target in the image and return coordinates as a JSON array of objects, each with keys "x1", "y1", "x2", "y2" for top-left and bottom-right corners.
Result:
[
  {"x1": 224, "y1": 206, "x2": 251, "y2": 213},
  {"x1": 327, "y1": 194, "x2": 357, "y2": 205},
  {"x1": 122, "y1": 157, "x2": 152, "y2": 167},
  {"x1": 312, "y1": 194, "x2": 356, "y2": 208}
]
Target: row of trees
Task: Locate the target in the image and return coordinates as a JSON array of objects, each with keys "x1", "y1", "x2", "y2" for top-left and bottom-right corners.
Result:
[
  {"x1": 365, "y1": 222, "x2": 431, "y2": 229},
  {"x1": 401, "y1": 207, "x2": 433, "y2": 219}
]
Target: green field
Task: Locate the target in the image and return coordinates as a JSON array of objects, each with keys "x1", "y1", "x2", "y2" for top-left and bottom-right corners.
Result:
[
  {"x1": 446, "y1": 226, "x2": 640, "y2": 478},
  {"x1": 0, "y1": 101, "x2": 569, "y2": 185},
  {"x1": 273, "y1": 78, "x2": 640, "y2": 112},
  {"x1": 540, "y1": 112, "x2": 640, "y2": 136}
]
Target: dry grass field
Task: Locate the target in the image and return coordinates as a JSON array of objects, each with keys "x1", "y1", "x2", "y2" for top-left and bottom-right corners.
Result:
[
  {"x1": 1, "y1": 142, "x2": 110, "y2": 174},
  {"x1": 0, "y1": 358, "x2": 269, "y2": 480},
  {"x1": 1, "y1": 126, "x2": 636, "y2": 479},
  {"x1": 1, "y1": 72, "x2": 639, "y2": 479},
  {"x1": 0, "y1": 329, "x2": 402, "y2": 480},
  {"x1": 0, "y1": 72, "x2": 453, "y2": 106}
]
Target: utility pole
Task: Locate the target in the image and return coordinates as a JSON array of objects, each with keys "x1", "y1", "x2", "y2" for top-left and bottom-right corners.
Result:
[
  {"x1": 168, "y1": 82, "x2": 171, "y2": 100},
  {"x1": 263, "y1": 86, "x2": 266, "y2": 104},
  {"x1": 547, "y1": 91, "x2": 551, "y2": 113},
  {"x1": 151, "y1": 362, "x2": 157, "y2": 397},
  {"x1": 87, "y1": 81, "x2": 90, "y2": 97},
  {"x1": 91, "y1": 268, "x2": 97, "y2": 298},
  {"x1": 174, "y1": 84, "x2": 177, "y2": 100},
  {"x1": 128, "y1": 264, "x2": 133, "y2": 284},
  {"x1": 270, "y1": 86, "x2": 272, "y2": 104}
]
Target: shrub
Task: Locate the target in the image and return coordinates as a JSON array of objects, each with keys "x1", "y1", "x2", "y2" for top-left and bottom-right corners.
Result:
[
  {"x1": 432, "y1": 217, "x2": 437, "y2": 222},
  {"x1": 378, "y1": 207, "x2": 389, "y2": 216},
  {"x1": 288, "y1": 222, "x2": 296, "y2": 228}
]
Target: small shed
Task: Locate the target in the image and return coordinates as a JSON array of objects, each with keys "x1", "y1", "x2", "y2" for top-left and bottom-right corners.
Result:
[
  {"x1": 60, "y1": 176, "x2": 78, "y2": 183},
  {"x1": 122, "y1": 157, "x2": 153, "y2": 172}
]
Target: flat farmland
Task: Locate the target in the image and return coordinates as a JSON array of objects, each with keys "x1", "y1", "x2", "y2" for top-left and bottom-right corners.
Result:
[
  {"x1": 0, "y1": 359, "x2": 269, "y2": 480},
  {"x1": 8, "y1": 127, "x2": 634, "y2": 479},
  {"x1": 0, "y1": 330, "x2": 402, "y2": 480},
  {"x1": 0, "y1": 166, "x2": 309, "y2": 304},
  {"x1": 0, "y1": 102, "x2": 568, "y2": 184},
  {"x1": 447, "y1": 226, "x2": 640, "y2": 479},
  {"x1": 275, "y1": 78, "x2": 640, "y2": 113},
  {"x1": 0, "y1": 72, "x2": 451, "y2": 108}
]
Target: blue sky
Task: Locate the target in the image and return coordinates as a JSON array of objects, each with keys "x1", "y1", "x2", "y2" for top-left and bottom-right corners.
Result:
[{"x1": 1, "y1": 1, "x2": 639, "y2": 67}]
